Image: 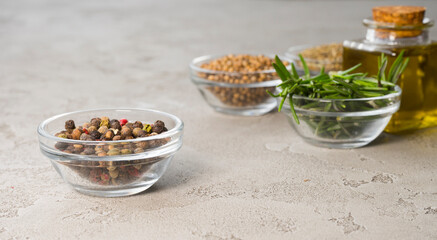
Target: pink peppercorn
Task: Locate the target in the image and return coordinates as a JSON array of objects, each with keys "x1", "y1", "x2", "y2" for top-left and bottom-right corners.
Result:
[
  {"x1": 127, "y1": 167, "x2": 140, "y2": 177},
  {"x1": 120, "y1": 119, "x2": 128, "y2": 126},
  {"x1": 100, "y1": 172, "x2": 110, "y2": 181}
]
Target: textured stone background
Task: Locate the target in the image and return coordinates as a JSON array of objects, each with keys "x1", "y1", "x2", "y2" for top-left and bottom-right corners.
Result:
[{"x1": 1, "y1": 0, "x2": 437, "y2": 239}]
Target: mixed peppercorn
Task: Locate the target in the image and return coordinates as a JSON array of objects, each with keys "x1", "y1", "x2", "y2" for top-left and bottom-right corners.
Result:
[
  {"x1": 198, "y1": 54, "x2": 288, "y2": 107},
  {"x1": 54, "y1": 117, "x2": 169, "y2": 186}
]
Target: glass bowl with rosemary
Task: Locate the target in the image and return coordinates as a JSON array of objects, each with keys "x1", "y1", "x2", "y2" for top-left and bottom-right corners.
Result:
[{"x1": 270, "y1": 52, "x2": 407, "y2": 148}]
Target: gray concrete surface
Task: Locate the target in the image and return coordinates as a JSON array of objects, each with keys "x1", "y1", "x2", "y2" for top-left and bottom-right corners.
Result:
[{"x1": 1, "y1": 0, "x2": 437, "y2": 239}]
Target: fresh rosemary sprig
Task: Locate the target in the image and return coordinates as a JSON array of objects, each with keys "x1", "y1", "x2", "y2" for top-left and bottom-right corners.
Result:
[{"x1": 268, "y1": 51, "x2": 409, "y2": 124}]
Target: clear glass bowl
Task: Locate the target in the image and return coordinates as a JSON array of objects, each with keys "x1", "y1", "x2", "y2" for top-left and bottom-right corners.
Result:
[
  {"x1": 190, "y1": 54, "x2": 290, "y2": 116},
  {"x1": 37, "y1": 108, "x2": 184, "y2": 197},
  {"x1": 279, "y1": 87, "x2": 402, "y2": 148},
  {"x1": 285, "y1": 43, "x2": 343, "y2": 75}
]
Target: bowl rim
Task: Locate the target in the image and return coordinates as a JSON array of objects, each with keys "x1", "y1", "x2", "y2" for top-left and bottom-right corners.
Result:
[
  {"x1": 280, "y1": 86, "x2": 402, "y2": 117},
  {"x1": 190, "y1": 54, "x2": 292, "y2": 74},
  {"x1": 189, "y1": 54, "x2": 291, "y2": 88},
  {"x1": 290, "y1": 85, "x2": 402, "y2": 102},
  {"x1": 37, "y1": 108, "x2": 184, "y2": 144},
  {"x1": 285, "y1": 43, "x2": 343, "y2": 64}
]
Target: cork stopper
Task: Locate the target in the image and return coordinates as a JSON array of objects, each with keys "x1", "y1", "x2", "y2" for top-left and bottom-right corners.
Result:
[{"x1": 372, "y1": 6, "x2": 426, "y2": 38}]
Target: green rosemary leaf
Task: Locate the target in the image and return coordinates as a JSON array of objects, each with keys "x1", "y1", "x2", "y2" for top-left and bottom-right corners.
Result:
[
  {"x1": 272, "y1": 63, "x2": 288, "y2": 82},
  {"x1": 328, "y1": 85, "x2": 350, "y2": 96},
  {"x1": 387, "y1": 50, "x2": 406, "y2": 83},
  {"x1": 360, "y1": 91, "x2": 385, "y2": 97},
  {"x1": 288, "y1": 96, "x2": 299, "y2": 124},
  {"x1": 338, "y1": 63, "x2": 362, "y2": 75},
  {"x1": 266, "y1": 89, "x2": 280, "y2": 98},
  {"x1": 277, "y1": 79, "x2": 293, "y2": 88},
  {"x1": 393, "y1": 57, "x2": 410, "y2": 85},
  {"x1": 333, "y1": 78, "x2": 365, "y2": 97},
  {"x1": 323, "y1": 94, "x2": 344, "y2": 99},
  {"x1": 289, "y1": 81, "x2": 300, "y2": 93},
  {"x1": 305, "y1": 73, "x2": 330, "y2": 82},
  {"x1": 278, "y1": 96, "x2": 286, "y2": 112},
  {"x1": 320, "y1": 65, "x2": 325, "y2": 74},
  {"x1": 358, "y1": 78, "x2": 395, "y2": 87},
  {"x1": 275, "y1": 55, "x2": 292, "y2": 80},
  {"x1": 377, "y1": 53, "x2": 387, "y2": 87},
  {"x1": 298, "y1": 54, "x2": 310, "y2": 78},
  {"x1": 360, "y1": 86, "x2": 389, "y2": 91},
  {"x1": 291, "y1": 63, "x2": 299, "y2": 80}
]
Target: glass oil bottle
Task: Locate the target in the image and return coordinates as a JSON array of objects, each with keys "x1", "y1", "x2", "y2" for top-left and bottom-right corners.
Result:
[{"x1": 343, "y1": 6, "x2": 437, "y2": 133}]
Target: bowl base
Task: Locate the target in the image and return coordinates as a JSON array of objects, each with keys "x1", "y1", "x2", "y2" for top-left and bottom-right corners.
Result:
[
  {"x1": 303, "y1": 138, "x2": 372, "y2": 149},
  {"x1": 70, "y1": 180, "x2": 158, "y2": 197}
]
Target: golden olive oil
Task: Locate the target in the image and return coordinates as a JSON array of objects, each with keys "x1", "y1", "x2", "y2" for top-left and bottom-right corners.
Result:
[{"x1": 343, "y1": 43, "x2": 437, "y2": 133}]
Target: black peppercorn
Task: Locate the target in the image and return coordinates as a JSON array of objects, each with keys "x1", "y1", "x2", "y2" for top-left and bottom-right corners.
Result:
[
  {"x1": 66, "y1": 145, "x2": 75, "y2": 152},
  {"x1": 109, "y1": 119, "x2": 122, "y2": 130},
  {"x1": 89, "y1": 130, "x2": 101, "y2": 140},
  {"x1": 152, "y1": 120, "x2": 165, "y2": 133},
  {"x1": 137, "y1": 130, "x2": 147, "y2": 138},
  {"x1": 83, "y1": 147, "x2": 95, "y2": 155},
  {"x1": 65, "y1": 120, "x2": 76, "y2": 130},
  {"x1": 136, "y1": 141, "x2": 148, "y2": 149},
  {"x1": 120, "y1": 126, "x2": 132, "y2": 139},
  {"x1": 80, "y1": 133, "x2": 93, "y2": 141},
  {"x1": 55, "y1": 142, "x2": 68, "y2": 150},
  {"x1": 125, "y1": 122, "x2": 134, "y2": 130},
  {"x1": 90, "y1": 118, "x2": 101, "y2": 128},
  {"x1": 132, "y1": 121, "x2": 143, "y2": 129}
]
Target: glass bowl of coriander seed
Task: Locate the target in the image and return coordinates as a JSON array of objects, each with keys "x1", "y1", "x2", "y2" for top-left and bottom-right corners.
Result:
[
  {"x1": 37, "y1": 108, "x2": 184, "y2": 197},
  {"x1": 190, "y1": 54, "x2": 291, "y2": 116}
]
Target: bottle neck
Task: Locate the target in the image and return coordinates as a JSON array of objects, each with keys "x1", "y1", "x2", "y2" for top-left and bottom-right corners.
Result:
[
  {"x1": 365, "y1": 28, "x2": 430, "y2": 46},
  {"x1": 362, "y1": 17, "x2": 433, "y2": 46}
]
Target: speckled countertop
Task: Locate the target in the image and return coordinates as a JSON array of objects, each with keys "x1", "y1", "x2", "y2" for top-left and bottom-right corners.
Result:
[{"x1": 1, "y1": 0, "x2": 436, "y2": 239}]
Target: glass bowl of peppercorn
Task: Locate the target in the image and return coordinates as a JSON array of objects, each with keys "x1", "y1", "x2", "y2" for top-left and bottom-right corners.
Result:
[
  {"x1": 37, "y1": 108, "x2": 184, "y2": 197},
  {"x1": 190, "y1": 54, "x2": 291, "y2": 116}
]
